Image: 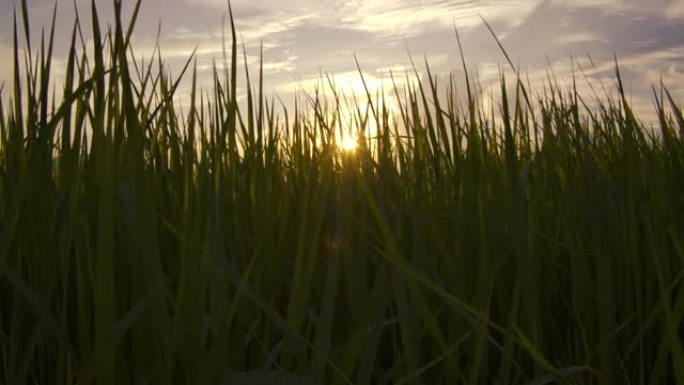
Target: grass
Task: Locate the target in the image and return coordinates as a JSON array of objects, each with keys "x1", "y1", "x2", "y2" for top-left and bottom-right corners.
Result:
[{"x1": 1, "y1": 0, "x2": 684, "y2": 384}]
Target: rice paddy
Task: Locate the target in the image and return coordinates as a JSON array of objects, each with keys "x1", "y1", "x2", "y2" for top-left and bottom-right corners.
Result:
[{"x1": 1, "y1": 1, "x2": 683, "y2": 384}]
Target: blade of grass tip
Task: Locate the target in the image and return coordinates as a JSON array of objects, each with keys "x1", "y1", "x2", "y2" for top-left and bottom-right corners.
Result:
[
  {"x1": 187, "y1": 60, "x2": 198, "y2": 143},
  {"x1": 90, "y1": 0, "x2": 105, "y2": 141},
  {"x1": 131, "y1": 30, "x2": 162, "y2": 112},
  {"x1": 426, "y1": 58, "x2": 453, "y2": 168},
  {"x1": 613, "y1": 54, "x2": 637, "y2": 126},
  {"x1": 241, "y1": 40, "x2": 255, "y2": 150},
  {"x1": 662, "y1": 85, "x2": 684, "y2": 137},
  {"x1": 71, "y1": 1, "x2": 90, "y2": 74},
  {"x1": 24, "y1": 38, "x2": 39, "y2": 138},
  {"x1": 480, "y1": 16, "x2": 518, "y2": 75},
  {"x1": 114, "y1": 0, "x2": 145, "y2": 153},
  {"x1": 12, "y1": 10, "x2": 23, "y2": 135},
  {"x1": 38, "y1": 4, "x2": 57, "y2": 136},
  {"x1": 586, "y1": 53, "x2": 612, "y2": 104},
  {"x1": 71, "y1": 50, "x2": 90, "y2": 156},
  {"x1": 446, "y1": 72, "x2": 455, "y2": 135},
  {"x1": 0, "y1": 8, "x2": 40, "y2": 270},
  {"x1": 222, "y1": 11, "x2": 229, "y2": 87},
  {"x1": 267, "y1": 95, "x2": 277, "y2": 147},
  {"x1": 20, "y1": 0, "x2": 32, "y2": 64},
  {"x1": 389, "y1": 70, "x2": 410, "y2": 139},
  {"x1": 0, "y1": 85, "x2": 5, "y2": 140},
  {"x1": 258, "y1": 41, "x2": 264, "y2": 151},
  {"x1": 228, "y1": 0, "x2": 239, "y2": 162},
  {"x1": 415, "y1": 56, "x2": 440, "y2": 163},
  {"x1": 500, "y1": 71, "x2": 517, "y2": 174},
  {"x1": 45, "y1": 71, "x2": 104, "y2": 144},
  {"x1": 652, "y1": 85, "x2": 670, "y2": 142},
  {"x1": 480, "y1": 17, "x2": 537, "y2": 125},
  {"x1": 124, "y1": 0, "x2": 143, "y2": 48},
  {"x1": 137, "y1": 29, "x2": 163, "y2": 111},
  {"x1": 141, "y1": 46, "x2": 197, "y2": 130},
  {"x1": 354, "y1": 55, "x2": 378, "y2": 120},
  {"x1": 234, "y1": 87, "x2": 250, "y2": 150},
  {"x1": 59, "y1": 21, "x2": 79, "y2": 159},
  {"x1": 454, "y1": 25, "x2": 476, "y2": 129}
]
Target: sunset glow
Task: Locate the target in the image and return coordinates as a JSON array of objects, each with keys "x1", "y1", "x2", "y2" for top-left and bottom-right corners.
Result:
[
  {"x1": 339, "y1": 133, "x2": 358, "y2": 152},
  {"x1": 2, "y1": 0, "x2": 683, "y2": 121},
  {"x1": 2, "y1": 1, "x2": 684, "y2": 383}
]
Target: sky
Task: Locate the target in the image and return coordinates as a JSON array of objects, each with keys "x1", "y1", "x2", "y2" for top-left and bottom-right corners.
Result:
[{"x1": 1, "y1": 0, "x2": 684, "y2": 123}]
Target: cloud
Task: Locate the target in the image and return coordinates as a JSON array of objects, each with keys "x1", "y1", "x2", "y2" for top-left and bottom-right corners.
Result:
[
  {"x1": 0, "y1": 0, "x2": 682, "y2": 126},
  {"x1": 342, "y1": 0, "x2": 545, "y2": 38}
]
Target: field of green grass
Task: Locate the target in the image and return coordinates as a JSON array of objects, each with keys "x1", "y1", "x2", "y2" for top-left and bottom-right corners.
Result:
[{"x1": 1, "y1": 1, "x2": 683, "y2": 384}]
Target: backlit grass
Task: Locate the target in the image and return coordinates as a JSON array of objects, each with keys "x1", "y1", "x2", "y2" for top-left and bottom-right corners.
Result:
[{"x1": 1, "y1": 1, "x2": 683, "y2": 384}]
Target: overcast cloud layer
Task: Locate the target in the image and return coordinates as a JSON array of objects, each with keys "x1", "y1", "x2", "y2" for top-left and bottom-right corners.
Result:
[{"x1": 1, "y1": 0, "x2": 683, "y2": 121}]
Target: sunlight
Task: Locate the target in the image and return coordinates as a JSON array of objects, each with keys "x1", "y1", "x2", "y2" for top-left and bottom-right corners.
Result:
[{"x1": 339, "y1": 133, "x2": 358, "y2": 152}]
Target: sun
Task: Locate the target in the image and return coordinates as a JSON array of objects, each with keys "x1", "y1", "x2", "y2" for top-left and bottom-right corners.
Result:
[{"x1": 339, "y1": 133, "x2": 358, "y2": 153}]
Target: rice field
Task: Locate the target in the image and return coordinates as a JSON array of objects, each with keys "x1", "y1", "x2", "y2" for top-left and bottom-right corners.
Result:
[{"x1": 1, "y1": 1, "x2": 683, "y2": 384}]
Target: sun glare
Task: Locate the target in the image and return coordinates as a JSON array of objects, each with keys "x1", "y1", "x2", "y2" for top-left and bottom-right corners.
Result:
[{"x1": 339, "y1": 134, "x2": 358, "y2": 152}]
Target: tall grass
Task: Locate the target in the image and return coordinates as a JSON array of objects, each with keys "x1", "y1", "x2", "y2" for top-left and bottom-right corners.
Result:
[{"x1": 1, "y1": 1, "x2": 683, "y2": 384}]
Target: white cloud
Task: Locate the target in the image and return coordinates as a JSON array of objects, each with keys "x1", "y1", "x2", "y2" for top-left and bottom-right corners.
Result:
[
  {"x1": 234, "y1": 13, "x2": 317, "y2": 42},
  {"x1": 339, "y1": 0, "x2": 544, "y2": 38},
  {"x1": 555, "y1": 32, "x2": 606, "y2": 45},
  {"x1": 562, "y1": 0, "x2": 684, "y2": 19}
]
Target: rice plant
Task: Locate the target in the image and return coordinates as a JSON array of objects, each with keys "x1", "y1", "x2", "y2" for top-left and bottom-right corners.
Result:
[{"x1": 0, "y1": 1, "x2": 683, "y2": 384}]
